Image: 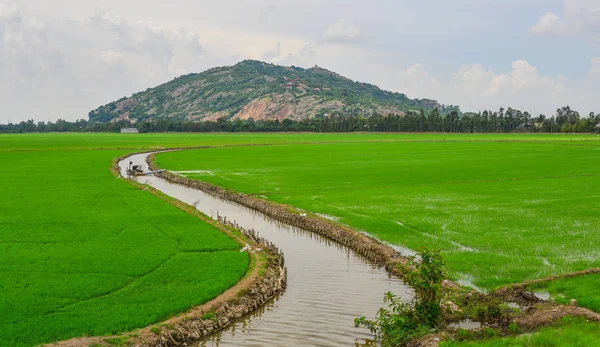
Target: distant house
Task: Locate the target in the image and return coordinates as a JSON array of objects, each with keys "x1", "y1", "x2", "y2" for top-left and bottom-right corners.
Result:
[
  {"x1": 595, "y1": 123, "x2": 600, "y2": 133},
  {"x1": 121, "y1": 128, "x2": 139, "y2": 134}
]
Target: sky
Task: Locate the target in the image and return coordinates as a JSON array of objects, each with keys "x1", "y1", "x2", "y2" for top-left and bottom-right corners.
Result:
[{"x1": 0, "y1": 0, "x2": 599, "y2": 123}]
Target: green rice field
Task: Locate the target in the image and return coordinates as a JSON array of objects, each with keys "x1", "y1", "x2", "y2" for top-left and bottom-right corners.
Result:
[
  {"x1": 0, "y1": 134, "x2": 262, "y2": 346},
  {"x1": 529, "y1": 273, "x2": 600, "y2": 313},
  {"x1": 155, "y1": 134, "x2": 600, "y2": 291},
  {"x1": 2, "y1": 132, "x2": 467, "y2": 346},
  {"x1": 441, "y1": 317, "x2": 600, "y2": 347},
  {"x1": 2, "y1": 132, "x2": 600, "y2": 346}
]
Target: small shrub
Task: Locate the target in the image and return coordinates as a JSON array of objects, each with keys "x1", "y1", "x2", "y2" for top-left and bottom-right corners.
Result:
[
  {"x1": 355, "y1": 248, "x2": 447, "y2": 346},
  {"x1": 482, "y1": 327, "x2": 499, "y2": 339},
  {"x1": 508, "y1": 322, "x2": 520, "y2": 335},
  {"x1": 201, "y1": 312, "x2": 215, "y2": 321},
  {"x1": 455, "y1": 328, "x2": 474, "y2": 341},
  {"x1": 399, "y1": 248, "x2": 448, "y2": 327}
]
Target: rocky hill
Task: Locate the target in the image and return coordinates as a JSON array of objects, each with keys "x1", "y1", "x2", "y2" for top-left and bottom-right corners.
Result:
[{"x1": 89, "y1": 60, "x2": 459, "y2": 123}]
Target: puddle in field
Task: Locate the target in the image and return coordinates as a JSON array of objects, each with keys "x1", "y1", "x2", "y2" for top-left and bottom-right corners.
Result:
[{"x1": 119, "y1": 153, "x2": 413, "y2": 347}]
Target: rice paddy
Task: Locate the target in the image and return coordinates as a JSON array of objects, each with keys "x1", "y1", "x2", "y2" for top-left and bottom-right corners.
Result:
[
  {"x1": 155, "y1": 135, "x2": 600, "y2": 291},
  {"x1": 441, "y1": 317, "x2": 600, "y2": 346},
  {"x1": 529, "y1": 273, "x2": 600, "y2": 313},
  {"x1": 3, "y1": 132, "x2": 600, "y2": 346},
  {"x1": 0, "y1": 135, "x2": 256, "y2": 346}
]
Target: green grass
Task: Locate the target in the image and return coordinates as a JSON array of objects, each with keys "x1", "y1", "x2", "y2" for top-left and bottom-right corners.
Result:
[
  {"x1": 3, "y1": 132, "x2": 600, "y2": 346},
  {"x1": 441, "y1": 317, "x2": 600, "y2": 346},
  {"x1": 2, "y1": 132, "x2": 599, "y2": 151},
  {"x1": 529, "y1": 273, "x2": 600, "y2": 313},
  {"x1": 155, "y1": 135, "x2": 600, "y2": 290},
  {"x1": 0, "y1": 135, "x2": 253, "y2": 346}
]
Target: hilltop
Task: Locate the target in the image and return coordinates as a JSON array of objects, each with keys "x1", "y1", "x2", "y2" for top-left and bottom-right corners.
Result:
[{"x1": 89, "y1": 60, "x2": 459, "y2": 123}]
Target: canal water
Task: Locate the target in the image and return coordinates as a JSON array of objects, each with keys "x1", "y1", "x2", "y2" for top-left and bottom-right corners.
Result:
[{"x1": 119, "y1": 153, "x2": 412, "y2": 347}]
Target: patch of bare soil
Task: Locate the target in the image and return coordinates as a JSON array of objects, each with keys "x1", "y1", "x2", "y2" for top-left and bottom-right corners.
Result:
[{"x1": 515, "y1": 305, "x2": 600, "y2": 331}]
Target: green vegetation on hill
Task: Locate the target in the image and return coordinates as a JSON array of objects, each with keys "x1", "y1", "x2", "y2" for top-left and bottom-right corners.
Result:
[
  {"x1": 89, "y1": 60, "x2": 458, "y2": 123},
  {"x1": 154, "y1": 134, "x2": 600, "y2": 290}
]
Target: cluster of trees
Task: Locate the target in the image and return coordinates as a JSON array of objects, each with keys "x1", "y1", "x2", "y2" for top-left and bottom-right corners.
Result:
[
  {"x1": 0, "y1": 119, "x2": 132, "y2": 133},
  {"x1": 2, "y1": 106, "x2": 599, "y2": 134},
  {"x1": 319, "y1": 106, "x2": 600, "y2": 133}
]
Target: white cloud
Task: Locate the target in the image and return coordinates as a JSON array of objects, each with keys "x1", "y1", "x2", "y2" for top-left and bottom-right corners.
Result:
[
  {"x1": 589, "y1": 57, "x2": 600, "y2": 79},
  {"x1": 100, "y1": 49, "x2": 123, "y2": 64},
  {"x1": 322, "y1": 19, "x2": 360, "y2": 43},
  {"x1": 403, "y1": 63, "x2": 440, "y2": 98},
  {"x1": 0, "y1": 2, "x2": 598, "y2": 123},
  {"x1": 0, "y1": 6, "x2": 215, "y2": 122},
  {"x1": 530, "y1": 12, "x2": 565, "y2": 35},
  {"x1": 0, "y1": 3, "x2": 18, "y2": 18},
  {"x1": 530, "y1": 0, "x2": 600, "y2": 38},
  {"x1": 370, "y1": 57, "x2": 598, "y2": 116},
  {"x1": 448, "y1": 60, "x2": 587, "y2": 114},
  {"x1": 261, "y1": 42, "x2": 282, "y2": 63}
]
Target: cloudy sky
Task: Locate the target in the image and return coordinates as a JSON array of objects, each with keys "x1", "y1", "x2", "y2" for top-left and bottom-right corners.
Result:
[{"x1": 1, "y1": 0, "x2": 599, "y2": 123}]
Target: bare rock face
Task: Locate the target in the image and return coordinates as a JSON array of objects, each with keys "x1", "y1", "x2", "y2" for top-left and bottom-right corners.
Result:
[
  {"x1": 234, "y1": 96, "x2": 283, "y2": 121},
  {"x1": 89, "y1": 60, "x2": 459, "y2": 123},
  {"x1": 231, "y1": 94, "x2": 346, "y2": 121}
]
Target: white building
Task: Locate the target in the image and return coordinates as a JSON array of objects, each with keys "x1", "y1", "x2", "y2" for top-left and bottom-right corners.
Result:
[{"x1": 120, "y1": 128, "x2": 139, "y2": 134}]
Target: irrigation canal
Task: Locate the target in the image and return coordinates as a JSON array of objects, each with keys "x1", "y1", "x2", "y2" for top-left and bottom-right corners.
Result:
[{"x1": 119, "y1": 152, "x2": 412, "y2": 347}]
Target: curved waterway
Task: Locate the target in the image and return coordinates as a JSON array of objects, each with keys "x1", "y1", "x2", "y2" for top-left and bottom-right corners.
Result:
[{"x1": 119, "y1": 152, "x2": 412, "y2": 346}]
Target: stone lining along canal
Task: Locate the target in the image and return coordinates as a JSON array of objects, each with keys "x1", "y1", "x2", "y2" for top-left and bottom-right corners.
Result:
[{"x1": 119, "y1": 152, "x2": 412, "y2": 346}]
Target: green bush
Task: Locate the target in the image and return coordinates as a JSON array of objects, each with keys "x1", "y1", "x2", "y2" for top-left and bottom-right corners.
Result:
[{"x1": 355, "y1": 249, "x2": 447, "y2": 346}]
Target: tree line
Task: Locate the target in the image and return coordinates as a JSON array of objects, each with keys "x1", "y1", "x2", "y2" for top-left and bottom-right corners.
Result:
[{"x1": 2, "y1": 106, "x2": 599, "y2": 134}]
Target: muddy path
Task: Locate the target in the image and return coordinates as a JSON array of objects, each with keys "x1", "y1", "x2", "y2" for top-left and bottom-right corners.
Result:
[{"x1": 120, "y1": 152, "x2": 413, "y2": 347}]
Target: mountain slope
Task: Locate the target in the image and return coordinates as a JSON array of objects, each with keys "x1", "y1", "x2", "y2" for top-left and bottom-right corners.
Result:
[{"x1": 89, "y1": 60, "x2": 459, "y2": 123}]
